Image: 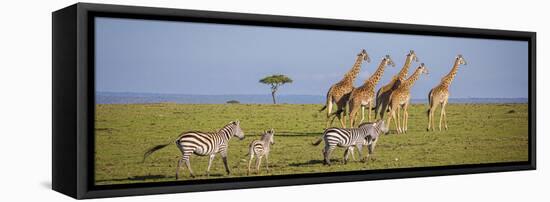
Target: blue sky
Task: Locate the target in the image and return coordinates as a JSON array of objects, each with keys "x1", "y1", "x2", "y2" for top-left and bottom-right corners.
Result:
[{"x1": 95, "y1": 17, "x2": 528, "y2": 99}]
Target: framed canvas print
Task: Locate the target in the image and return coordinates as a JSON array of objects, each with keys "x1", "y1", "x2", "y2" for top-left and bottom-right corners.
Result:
[{"x1": 52, "y1": 3, "x2": 536, "y2": 199}]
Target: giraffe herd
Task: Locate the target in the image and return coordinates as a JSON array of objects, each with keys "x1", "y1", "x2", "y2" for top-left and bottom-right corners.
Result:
[{"x1": 321, "y1": 49, "x2": 467, "y2": 133}]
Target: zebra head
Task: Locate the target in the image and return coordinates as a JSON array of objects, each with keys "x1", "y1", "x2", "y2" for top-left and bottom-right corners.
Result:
[
  {"x1": 231, "y1": 120, "x2": 245, "y2": 140},
  {"x1": 268, "y1": 128, "x2": 275, "y2": 145},
  {"x1": 375, "y1": 119, "x2": 390, "y2": 135}
]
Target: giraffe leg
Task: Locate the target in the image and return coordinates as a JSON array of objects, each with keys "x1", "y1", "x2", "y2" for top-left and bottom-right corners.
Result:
[
  {"x1": 368, "y1": 101, "x2": 372, "y2": 122},
  {"x1": 359, "y1": 105, "x2": 365, "y2": 125},
  {"x1": 395, "y1": 105, "x2": 402, "y2": 134},
  {"x1": 349, "y1": 104, "x2": 357, "y2": 128},
  {"x1": 439, "y1": 102, "x2": 445, "y2": 131},
  {"x1": 403, "y1": 102, "x2": 409, "y2": 133},
  {"x1": 325, "y1": 100, "x2": 334, "y2": 128},
  {"x1": 442, "y1": 99, "x2": 449, "y2": 130},
  {"x1": 338, "y1": 106, "x2": 346, "y2": 128}
]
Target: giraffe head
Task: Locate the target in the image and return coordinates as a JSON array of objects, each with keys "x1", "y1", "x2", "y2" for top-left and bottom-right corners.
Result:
[
  {"x1": 408, "y1": 50, "x2": 419, "y2": 62},
  {"x1": 358, "y1": 49, "x2": 371, "y2": 63},
  {"x1": 418, "y1": 63, "x2": 429, "y2": 75},
  {"x1": 383, "y1": 55, "x2": 396, "y2": 67},
  {"x1": 456, "y1": 54, "x2": 467, "y2": 66}
]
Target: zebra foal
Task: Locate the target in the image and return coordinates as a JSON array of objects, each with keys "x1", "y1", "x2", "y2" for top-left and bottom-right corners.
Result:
[
  {"x1": 312, "y1": 119, "x2": 388, "y2": 165},
  {"x1": 143, "y1": 120, "x2": 245, "y2": 179},
  {"x1": 246, "y1": 129, "x2": 275, "y2": 175}
]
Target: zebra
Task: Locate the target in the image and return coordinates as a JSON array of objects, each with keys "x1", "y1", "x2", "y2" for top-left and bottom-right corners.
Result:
[
  {"x1": 246, "y1": 129, "x2": 275, "y2": 175},
  {"x1": 347, "y1": 122, "x2": 376, "y2": 161},
  {"x1": 142, "y1": 120, "x2": 245, "y2": 179},
  {"x1": 312, "y1": 119, "x2": 388, "y2": 165}
]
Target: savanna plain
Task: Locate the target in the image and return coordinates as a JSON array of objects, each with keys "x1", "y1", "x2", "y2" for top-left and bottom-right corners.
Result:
[{"x1": 95, "y1": 103, "x2": 528, "y2": 185}]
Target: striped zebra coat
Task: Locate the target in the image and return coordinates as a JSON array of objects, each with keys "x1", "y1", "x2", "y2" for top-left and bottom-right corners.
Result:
[
  {"x1": 312, "y1": 119, "x2": 388, "y2": 165},
  {"x1": 143, "y1": 120, "x2": 245, "y2": 179},
  {"x1": 247, "y1": 129, "x2": 275, "y2": 175}
]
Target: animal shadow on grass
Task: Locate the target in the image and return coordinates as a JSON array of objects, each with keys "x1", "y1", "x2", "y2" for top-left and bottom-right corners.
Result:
[
  {"x1": 288, "y1": 159, "x2": 341, "y2": 167},
  {"x1": 96, "y1": 174, "x2": 169, "y2": 183}
]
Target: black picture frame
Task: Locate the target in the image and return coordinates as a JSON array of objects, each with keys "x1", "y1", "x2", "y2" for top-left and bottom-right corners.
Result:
[{"x1": 52, "y1": 3, "x2": 536, "y2": 199}]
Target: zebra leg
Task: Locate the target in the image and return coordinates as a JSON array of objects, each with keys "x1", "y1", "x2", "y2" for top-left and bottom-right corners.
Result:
[
  {"x1": 356, "y1": 144, "x2": 364, "y2": 162},
  {"x1": 324, "y1": 146, "x2": 335, "y2": 165},
  {"x1": 343, "y1": 147, "x2": 350, "y2": 164},
  {"x1": 256, "y1": 156, "x2": 263, "y2": 173},
  {"x1": 206, "y1": 154, "x2": 215, "y2": 177},
  {"x1": 350, "y1": 146, "x2": 356, "y2": 161},
  {"x1": 265, "y1": 154, "x2": 270, "y2": 172},
  {"x1": 247, "y1": 154, "x2": 254, "y2": 175},
  {"x1": 221, "y1": 153, "x2": 231, "y2": 175},
  {"x1": 184, "y1": 158, "x2": 195, "y2": 178},
  {"x1": 176, "y1": 158, "x2": 184, "y2": 180}
]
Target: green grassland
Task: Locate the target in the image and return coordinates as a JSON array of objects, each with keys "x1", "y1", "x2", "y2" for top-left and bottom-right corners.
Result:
[{"x1": 95, "y1": 103, "x2": 528, "y2": 185}]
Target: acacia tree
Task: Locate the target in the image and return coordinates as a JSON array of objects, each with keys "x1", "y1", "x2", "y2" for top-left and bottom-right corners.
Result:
[{"x1": 259, "y1": 74, "x2": 293, "y2": 104}]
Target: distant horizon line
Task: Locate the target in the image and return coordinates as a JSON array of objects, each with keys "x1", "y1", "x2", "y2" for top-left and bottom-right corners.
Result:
[{"x1": 96, "y1": 91, "x2": 528, "y2": 100}]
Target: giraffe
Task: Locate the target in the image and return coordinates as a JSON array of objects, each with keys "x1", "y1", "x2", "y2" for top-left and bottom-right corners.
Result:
[
  {"x1": 347, "y1": 55, "x2": 395, "y2": 127},
  {"x1": 320, "y1": 49, "x2": 370, "y2": 128},
  {"x1": 427, "y1": 54, "x2": 468, "y2": 131},
  {"x1": 386, "y1": 63, "x2": 429, "y2": 134},
  {"x1": 375, "y1": 50, "x2": 419, "y2": 119}
]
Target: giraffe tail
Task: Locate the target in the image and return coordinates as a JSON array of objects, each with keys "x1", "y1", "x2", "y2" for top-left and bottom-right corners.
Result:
[
  {"x1": 320, "y1": 88, "x2": 332, "y2": 112},
  {"x1": 427, "y1": 88, "x2": 434, "y2": 116}
]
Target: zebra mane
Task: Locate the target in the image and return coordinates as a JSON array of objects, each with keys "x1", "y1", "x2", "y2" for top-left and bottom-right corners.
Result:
[{"x1": 260, "y1": 132, "x2": 273, "y2": 141}]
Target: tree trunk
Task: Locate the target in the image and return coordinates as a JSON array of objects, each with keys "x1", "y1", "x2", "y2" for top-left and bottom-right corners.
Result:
[{"x1": 271, "y1": 90, "x2": 277, "y2": 104}]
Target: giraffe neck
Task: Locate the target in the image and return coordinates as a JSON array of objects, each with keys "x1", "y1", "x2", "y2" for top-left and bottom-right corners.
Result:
[
  {"x1": 341, "y1": 55, "x2": 364, "y2": 85},
  {"x1": 441, "y1": 59, "x2": 460, "y2": 87},
  {"x1": 364, "y1": 60, "x2": 388, "y2": 87},
  {"x1": 395, "y1": 55, "x2": 413, "y2": 81},
  {"x1": 400, "y1": 68, "x2": 423, "y2": 91}
]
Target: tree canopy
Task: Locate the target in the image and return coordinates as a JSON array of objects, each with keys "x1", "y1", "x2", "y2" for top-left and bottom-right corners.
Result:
[{"x1": 259, "y1": 74, "x2": 293, "y2": 104}]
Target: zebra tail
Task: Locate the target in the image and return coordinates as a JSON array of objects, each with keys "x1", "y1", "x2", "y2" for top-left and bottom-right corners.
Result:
[
  {"x1": 142, "y1": 140, "x2": 172, "y2": 163},
  {"x1": 311, "y1": 137, "x2": 323, "y2": 146}
]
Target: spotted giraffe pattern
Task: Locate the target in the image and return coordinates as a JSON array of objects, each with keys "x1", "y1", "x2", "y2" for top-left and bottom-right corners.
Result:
[
  {"x1": 427, "y1": 55, "x2": 468, "y2": 131},
  {"x1": 348, "y1": 55, "x2": 395, "y2": 127},
  {"x1": 387, "y1": 64, "x2": 429, "y2": 134},
  {"x1": 375, "y1": 50, "x2": 419, "y2": 119},
  {"x1": 321, "y1": 49, "x2": 370, "y2": 128}
]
